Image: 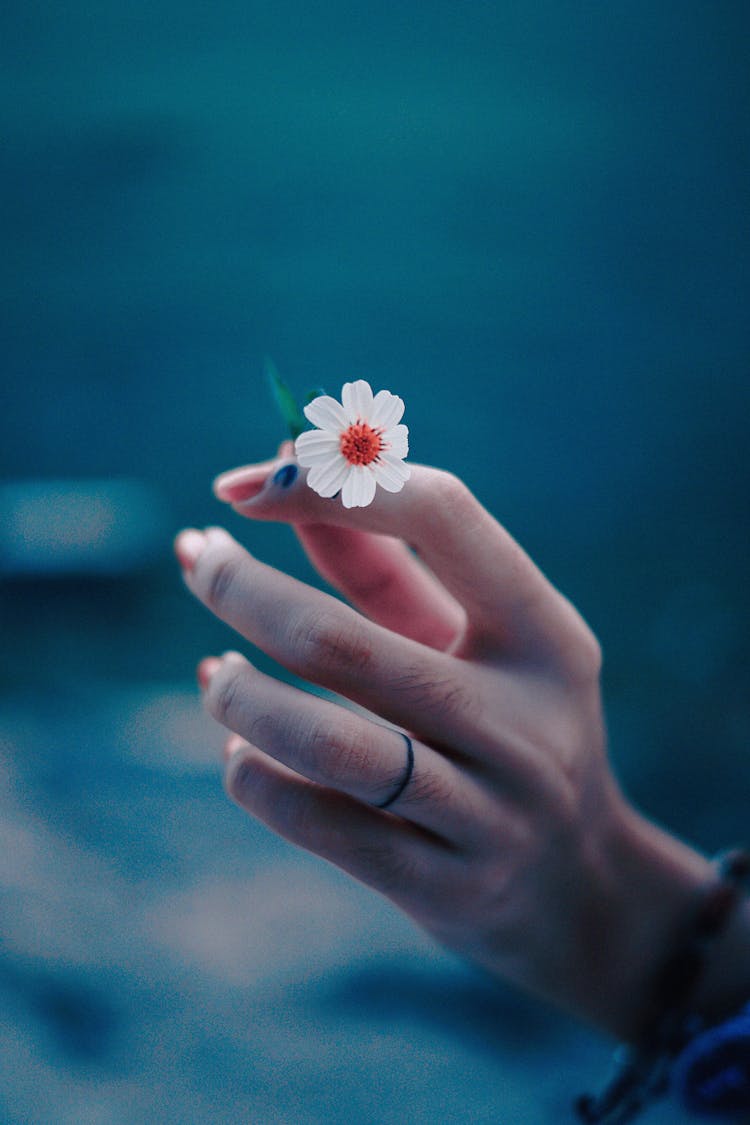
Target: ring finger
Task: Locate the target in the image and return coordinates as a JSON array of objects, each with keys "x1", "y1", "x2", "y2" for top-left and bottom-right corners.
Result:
[{"x1": 199, "y1": 650, "x2": 492, "y2": 843}]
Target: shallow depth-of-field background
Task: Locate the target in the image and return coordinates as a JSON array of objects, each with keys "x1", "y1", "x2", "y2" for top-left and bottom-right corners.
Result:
[{"x1": 1, "y1": 4, "x2": 748, "y2": 1122}]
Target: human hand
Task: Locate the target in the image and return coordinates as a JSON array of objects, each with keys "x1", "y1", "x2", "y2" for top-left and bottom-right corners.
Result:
[{"x1": 175, "y1": 451, "x2": 738, "y2": 1040}]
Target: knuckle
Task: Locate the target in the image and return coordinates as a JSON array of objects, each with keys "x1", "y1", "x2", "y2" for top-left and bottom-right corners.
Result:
[
  {"x1": 209, "y1": 665, "x2": 244, "y2": 725},
  {"x1": 204, "y1": 553, "x2": 240, "y2": 612},
  {"x1": 437, "y1": 676, "x2": 481, "y2": 725},
  {"x1": 389, "y1": 666, "x2": 479, "y2": 729},
  {"x1": 307, "y1": 720, "x2": 372, "y2": 785},
  {"x1": 243, "y1": 708, "x2": 276, "y2": 750},
  {"x1": 474, "y1": 836, "x2": 534, "y2": 912},
  {"x1": 346, "y1": 841, "x2": 422, "y2": 895},
  {"x1": 226, "y1": 753, "x2": 258, "y2": 803},
  {"x1": 289, "y1": 609, "x2": 372, "y2": 678},
  {"x1": 430, "y1": 470, "x2": 472, "y2": 516},
  {"x1": 565, "y1": 624, "x2": 603, "y2": 685},
  {"x1": 400, "y1": 765, "x2": 454, "y2": 809},
  {"x1": 581, "y1": 630, "x2": 603, "y2": 679}
]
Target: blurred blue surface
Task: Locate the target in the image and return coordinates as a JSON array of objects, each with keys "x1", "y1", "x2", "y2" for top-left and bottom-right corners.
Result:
[{"x1": 1, "y1": 3, "x2": 748, "y2": 1121}]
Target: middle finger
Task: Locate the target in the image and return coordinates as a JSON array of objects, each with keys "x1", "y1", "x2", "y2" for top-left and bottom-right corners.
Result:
[{"x1": 178, "y1": 526, "x2": 481, "y2": 749}]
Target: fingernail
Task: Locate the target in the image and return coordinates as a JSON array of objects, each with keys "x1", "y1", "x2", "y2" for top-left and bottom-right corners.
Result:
[
  {"x1": 223, "y1": 733, "x2": 245, "y2": 763},
  {"x1": 203, "y1": 526, "x2": 241, "y2": 554},
  {"x1": 174, "y1": 528, "x2": 206, "y2": 571},
  {"x1": 197, "y1": 656, "x2": 222, "y2": 690},
  {"x1": 213, "y1": 466, "x2": 269, "y2": 503},
  {"x1": 272, "y1": 463, "x2": 298, "y2": 489}
]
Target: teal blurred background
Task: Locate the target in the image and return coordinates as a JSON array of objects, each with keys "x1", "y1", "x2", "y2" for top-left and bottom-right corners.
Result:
[{"x1": 1, "y1": 4, "x2": 748, "y2": 1122}]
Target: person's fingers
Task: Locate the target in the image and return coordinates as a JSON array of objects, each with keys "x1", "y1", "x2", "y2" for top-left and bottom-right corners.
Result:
[
  {"x1": 214, "y1": 458, "x2": 594, "y2": 671},
  {"x1": 176, "y1": 526, "x2": 482, "y2": 750},
  {"x1": 223, "y1": 739, "x2": 453, "y2": 911},
  {"x1": 293, "y1": 523, "x2": 465, "y2": 651},
  {"x1": 210, "y1": 450, "x2": 288, "y2": 504},
  {"x1": 199, "y1": 650, "x2": 494, "y2": 842},
  {"x1": 215, "y1": 447, "x2": 466, "y2": 650}
]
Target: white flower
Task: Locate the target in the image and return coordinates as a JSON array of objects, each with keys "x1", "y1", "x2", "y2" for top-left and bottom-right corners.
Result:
[{"x1": 294, "y1": 380, "x2": 410, "y2": 508}]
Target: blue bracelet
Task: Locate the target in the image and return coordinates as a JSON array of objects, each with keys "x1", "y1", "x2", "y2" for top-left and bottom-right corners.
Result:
[
  {"x1": 575, "y1": 848, "x2": 750, "y2": 1123},
  {"x1": 673, "y1": 1000, "x2": 750, "y2": 1117}
]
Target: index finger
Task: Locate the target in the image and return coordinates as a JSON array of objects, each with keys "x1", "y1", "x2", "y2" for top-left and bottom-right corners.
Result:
[{"x1": 216, "y1": 460, "x2": 587, "y2": 668}]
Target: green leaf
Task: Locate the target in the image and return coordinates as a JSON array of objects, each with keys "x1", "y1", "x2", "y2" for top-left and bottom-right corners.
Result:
[
  {"x1": 265, "y1": 357, "x2": 307, "y2": 439},
  {"x1": 304, "y1": 387, "x2": 327, "y2": 404}
]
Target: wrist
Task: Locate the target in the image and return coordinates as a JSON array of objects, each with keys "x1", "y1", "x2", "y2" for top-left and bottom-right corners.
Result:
[{"x1": 572, "y1": 798, "x2": 750, "y2": 1041}]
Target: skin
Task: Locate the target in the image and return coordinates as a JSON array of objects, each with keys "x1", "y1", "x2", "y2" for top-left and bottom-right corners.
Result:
[{"x1": 174, "y1": 447, "x2": 750, "y2": 1042}]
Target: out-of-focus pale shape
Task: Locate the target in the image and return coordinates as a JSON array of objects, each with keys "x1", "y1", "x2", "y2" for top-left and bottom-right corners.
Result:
[{"x1": 0, "y1": 479, "x2": 168, "y2": 576}]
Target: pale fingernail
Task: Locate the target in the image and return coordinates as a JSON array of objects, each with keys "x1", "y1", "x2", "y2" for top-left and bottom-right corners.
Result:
[
  {"x1": 223, "y1": 733, "x2": 245, "y2": 763},
  {"x1": 204, "y1": 526, "x2": 238, "y2": 548},
  {"x1": 175, "y1": 528, "x2": 206, "y2": 571},
  {"x1": 196, "y1": 656, "x2": 222, "y2": 690},
  {"x1": 213, "y1": 466, "x2": 269, "y2": 503}
]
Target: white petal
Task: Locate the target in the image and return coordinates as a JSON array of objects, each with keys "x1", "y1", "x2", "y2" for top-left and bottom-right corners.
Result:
[
  {"x1": 379, "y1": 450, "x2": 411, "y2": 477},
  {"x1": 341, "y1": 380, "x2": 374, "y2": 423},
  {"x1": 370, "y1": 390, "x2": 405, "y2": 429},
  {"x1": 303, "y1": 395, "x2": 348, "y2": 431},
  {"x1": 382, "y1": 423, "x2": 409, "y2": 458},
  {"x1": 373, "y1": 453, "x2": 411, "y2": 493},
  {"x1": 358, "y1": 468, "x2": 378, "y2": 507},
  {"x1": 295, "y1": 430, "x2": 341, "y2": 466},
  {"x1": 307, "y1": 455, "x2": 350, "y2": 497},
  {"x1": 341, "y1": 465, "x2": 377, "y2": 508}
]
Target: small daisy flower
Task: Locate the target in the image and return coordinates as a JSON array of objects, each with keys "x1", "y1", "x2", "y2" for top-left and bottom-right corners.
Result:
[{"x1": 294, "y1": 380, "x2": 410, "y2": 508}]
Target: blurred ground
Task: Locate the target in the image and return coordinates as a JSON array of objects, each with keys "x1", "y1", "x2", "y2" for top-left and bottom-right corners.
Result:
[
  {"x1": 0, "y1": 685, "x2": 689, "y2": 1125},
  {"x1": 1, "y1": 3, "x2": 748, "y2": 1121}
]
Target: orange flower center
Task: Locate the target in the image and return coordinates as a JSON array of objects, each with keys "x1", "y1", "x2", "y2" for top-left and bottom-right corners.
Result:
[{"x1": 340, "y1": 422, "x2": 383, "y2": 466}]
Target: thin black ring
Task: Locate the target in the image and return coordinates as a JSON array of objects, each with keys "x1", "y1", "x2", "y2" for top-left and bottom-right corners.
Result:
[{"x1": 376, "y1": 733, "x2": 414, "y2": 810}]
